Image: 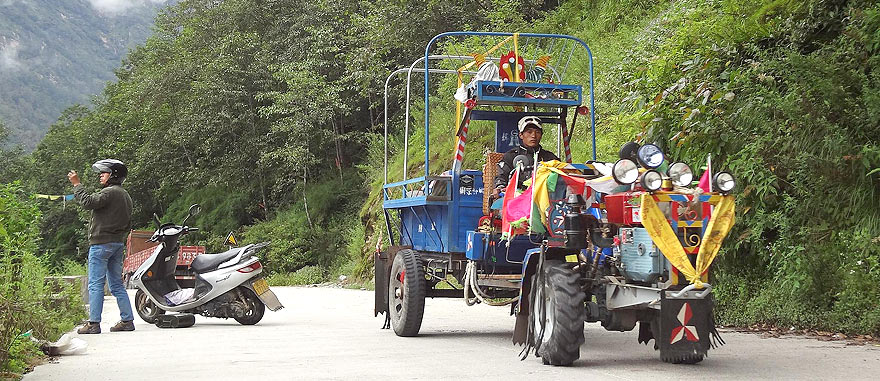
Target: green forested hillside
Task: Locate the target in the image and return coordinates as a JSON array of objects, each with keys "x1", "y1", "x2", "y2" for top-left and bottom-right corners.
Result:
[
  {"x1": 0, "y1": 0, "x2": 165, "y2": 148},
  {"x1": 3, "y1": 0, "x2": 879, "y2": 335}
]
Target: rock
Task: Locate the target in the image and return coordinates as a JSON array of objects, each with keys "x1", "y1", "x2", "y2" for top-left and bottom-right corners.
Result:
[{"x1": 338, "y1": 275, "x2": 347, "y2": 282}]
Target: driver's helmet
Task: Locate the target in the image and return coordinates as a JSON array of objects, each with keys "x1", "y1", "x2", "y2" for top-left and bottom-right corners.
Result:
[
  {"x1": 517, "y1": 116, "x2": 543, "y2": 133},
  {"x1": 91, "y1": 159, "x2": 127, "y2": 185}
]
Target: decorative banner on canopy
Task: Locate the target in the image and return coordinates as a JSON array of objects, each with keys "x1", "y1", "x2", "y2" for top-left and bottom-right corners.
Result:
[{"x1": 499, "y1": 50, "x2": 525, "y2": 82}]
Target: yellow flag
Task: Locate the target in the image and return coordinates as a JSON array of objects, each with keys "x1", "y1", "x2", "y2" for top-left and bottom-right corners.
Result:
[
  {"x1": 640, "y1": 194, "x2": 702, "y2": 286},
  {"x1": 640, "y1": 194, "x2": 736, "y2": 287},
  {"x1": 695, "y1": 195, "x2": 736, "y2": 275}
]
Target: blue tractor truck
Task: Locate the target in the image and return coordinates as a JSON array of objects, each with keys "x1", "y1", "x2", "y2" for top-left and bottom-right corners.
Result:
[{"x1": 374, "y1": 32, "x2": 736, "y2": 366}]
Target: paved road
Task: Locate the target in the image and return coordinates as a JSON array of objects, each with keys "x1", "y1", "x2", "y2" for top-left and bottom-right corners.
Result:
[{"x1": 26, "y1": 287, "x2": 880, "y2": 380}]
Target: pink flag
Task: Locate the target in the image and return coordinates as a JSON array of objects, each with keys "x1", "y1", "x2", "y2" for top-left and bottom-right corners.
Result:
[
  {"x1": 503, "y1": 185, "x2": 532, "y2": 224},
  {"x1": 500, "y1": 169, "x2": 529, "y2": 237},
  {"x1": 698, "y1": 154, "x2": 712, "y2": 192},
  {"x1": 698, "y1": 169, "x2": 710, "y2": 192}
]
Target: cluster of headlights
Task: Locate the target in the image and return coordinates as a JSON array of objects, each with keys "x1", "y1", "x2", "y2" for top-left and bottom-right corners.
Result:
[{"x1": 609, "y1": 143, "x2": 736, "y2": 194}]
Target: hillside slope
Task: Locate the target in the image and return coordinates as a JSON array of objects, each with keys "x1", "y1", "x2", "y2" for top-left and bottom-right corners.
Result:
[{"x1": 0, "y1": 0, "x2": 166, "y2": 148}]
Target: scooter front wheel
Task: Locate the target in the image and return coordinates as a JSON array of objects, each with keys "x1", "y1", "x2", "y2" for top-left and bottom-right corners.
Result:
[{"x1": 135, "y1": 289, "x2": 165, "y2": 324}]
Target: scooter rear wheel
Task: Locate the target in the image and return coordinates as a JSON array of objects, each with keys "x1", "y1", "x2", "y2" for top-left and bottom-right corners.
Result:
[
  {"x1": 135, "y1": 289, "x2": 165, "y2": 324},
  {"x1": 234, "y1": 286, "x2": 265, "y2": 325}
]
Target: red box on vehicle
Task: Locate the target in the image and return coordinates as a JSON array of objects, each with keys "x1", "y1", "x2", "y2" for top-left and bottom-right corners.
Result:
[{"x1": 603, "y1": 192, "x2": 642, "y2": 225}]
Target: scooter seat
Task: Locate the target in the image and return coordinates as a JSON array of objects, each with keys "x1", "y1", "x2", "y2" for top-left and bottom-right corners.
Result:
[{"x1": 190, "y1": 247, "x2": 245, "y2": 273}]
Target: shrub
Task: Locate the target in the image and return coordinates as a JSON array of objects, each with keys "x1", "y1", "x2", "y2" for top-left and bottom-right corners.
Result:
[
  {"x1": 0, "y1": 183, "x2": 86, "y2": 375},
  {"x1": 266, "y1": 266, "x2": 326, "y2": 286},
  {"x1": 242, "y1": 171, "x2": 364, "y2": 275}
]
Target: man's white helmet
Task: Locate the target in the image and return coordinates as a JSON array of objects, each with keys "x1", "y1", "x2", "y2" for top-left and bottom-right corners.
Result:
[{"x1": 517, "y1": 116, "x2": 542, "y2": 133}]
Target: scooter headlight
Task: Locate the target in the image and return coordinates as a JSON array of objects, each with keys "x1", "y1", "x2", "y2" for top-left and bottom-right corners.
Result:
[
  {"x1": 612, "y1": 159, "x2": 639, "y2": 185},
  {"x1": 637, "y1": 144, "x2": 664, "y2": 169},
  {"x1": 641, "y1": 170, "x2": 663, "y2": 192},
  {"x1": 667, "y1": 162, "x2": 693, "y2": 187},
  {"x1": 713, "y1": 172, "x2": 736, "y2": 193}
]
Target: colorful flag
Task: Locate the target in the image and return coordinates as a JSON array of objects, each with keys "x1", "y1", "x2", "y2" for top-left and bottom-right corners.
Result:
[
  {"x1": 500, "y1": 168, "x2": 528, "y2": 238},
  {"x1": 531, "y1": 160, "x2": 588, "y2": 229},
  {"x1": 34, "y1": 194, "x2": 74, "y2": 201},
  {"x1": 698, "y1": 154, "x2": 712, "y2": 192}
]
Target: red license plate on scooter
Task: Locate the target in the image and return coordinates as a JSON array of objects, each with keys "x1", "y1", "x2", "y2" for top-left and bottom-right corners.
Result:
[{"x1": 253, "y1": 278, "x2": 270, "y2": 295}]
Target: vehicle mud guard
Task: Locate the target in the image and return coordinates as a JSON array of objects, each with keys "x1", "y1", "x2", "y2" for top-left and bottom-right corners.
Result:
[
  {"x1": 512, "y1": 248, "x2": 543, "y2": 345},
  {"x1": 242, "y1": 279, "x2": 284, "y2": 312},
  {"x1": 375, "y1": 246, "x2": 409, "y2": 319},
  {"x1": 514, "y1": 247, "x2": 575, "y2": 344},
  {"x1": 657, "y1": 288, "x2": 724, "y2": 363}
]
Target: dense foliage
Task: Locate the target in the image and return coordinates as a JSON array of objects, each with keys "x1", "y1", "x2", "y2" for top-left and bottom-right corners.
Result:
[
  {"x1": 0, "y1": 183, "x2": 86, "y2": 375},
  {"x1": 2, "y1": 0, "x2": 877, "y2": 337}
]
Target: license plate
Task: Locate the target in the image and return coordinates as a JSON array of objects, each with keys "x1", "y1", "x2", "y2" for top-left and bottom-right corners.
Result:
[{"x1": 252, "y1": 278, "x2": 269, "y2": 295}]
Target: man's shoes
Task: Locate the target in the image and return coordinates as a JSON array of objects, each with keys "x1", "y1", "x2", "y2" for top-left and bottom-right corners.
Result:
[
  {"x1": 77, "y1": 322, "x2": 101, "y2": 334},
  {"x1": 110, "y1": 320, "x2": 135, "y2": 332}
]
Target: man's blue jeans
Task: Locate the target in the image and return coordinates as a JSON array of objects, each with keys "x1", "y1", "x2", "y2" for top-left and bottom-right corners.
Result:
[{"x1": 88, "y1": 242, "x2": 134, "y2": 322}]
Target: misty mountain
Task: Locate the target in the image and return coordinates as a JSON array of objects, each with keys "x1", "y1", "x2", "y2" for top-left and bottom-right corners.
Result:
[{"x1": 0, "y1": 0, "x2": 169, "y2": 149}]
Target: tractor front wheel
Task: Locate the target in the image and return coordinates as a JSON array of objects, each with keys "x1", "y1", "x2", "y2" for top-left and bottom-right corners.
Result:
[
  {"x1": 388, "y1": 249, "x2": 425, "y2": 337},
  {"x1": 530, "y1": 260, "x2": 585, "y2": 366}
]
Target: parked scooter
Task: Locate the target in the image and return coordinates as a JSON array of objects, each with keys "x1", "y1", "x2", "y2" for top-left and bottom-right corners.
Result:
[{"x1": 131, "y1": 204, "x2": 283, "y2": 325}]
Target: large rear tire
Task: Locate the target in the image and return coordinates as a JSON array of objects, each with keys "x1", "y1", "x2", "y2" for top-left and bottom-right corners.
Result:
[
  {"x1": 234, "y1": 286, "x2": 266, "y2": 325},
  {"x1": 530, "y1": 260, "x2": 585, "y2": 366},
  {"x1": 135, "y1": 289, "x2": 165, "y2": 324},
  {"x1": 388, "y1": 249, "x2": 425, "y2": 337}
]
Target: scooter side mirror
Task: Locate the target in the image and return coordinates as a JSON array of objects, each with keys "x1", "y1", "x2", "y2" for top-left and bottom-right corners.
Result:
[
  {"x1": 189, "y1": 204, "x2": 201, "y2": 217},
  {"x1": 182, "y1": 204, "x2": 201, "y2": 225}
]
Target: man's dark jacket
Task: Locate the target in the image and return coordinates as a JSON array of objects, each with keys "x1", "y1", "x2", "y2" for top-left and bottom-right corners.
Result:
[
  {"x1": 74, "y1": 184, "x2": 132, "y2": 245},
  {"x1": 493, "y1": 144, "x2": 560, "y2": 190}
]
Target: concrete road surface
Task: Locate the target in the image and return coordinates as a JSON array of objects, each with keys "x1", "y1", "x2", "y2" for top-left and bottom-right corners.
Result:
[{"x1": 25, "y1": 287, "x2": 880, "y2": 380}]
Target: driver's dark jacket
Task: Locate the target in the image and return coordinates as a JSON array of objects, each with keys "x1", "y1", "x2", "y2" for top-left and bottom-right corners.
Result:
[
  {"x1": 493, "y1": 144, "x2": 560, "y2": 191},
  {"x1": 73, "y1": 184, "x2": 132, "y2": 245}
]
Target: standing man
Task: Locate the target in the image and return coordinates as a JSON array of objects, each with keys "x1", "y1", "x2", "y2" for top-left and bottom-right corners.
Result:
[
  {"x1": 492, "y1": 116, "x2": 560, "y2": 198},
  {"x1": 68, "y1": 159, "x2": 135, "y2": 334}
]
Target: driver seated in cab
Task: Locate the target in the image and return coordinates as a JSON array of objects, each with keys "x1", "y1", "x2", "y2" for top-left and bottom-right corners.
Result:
[{"x1": 491, "y1": 116, "x2": 559, "y2": 199}]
